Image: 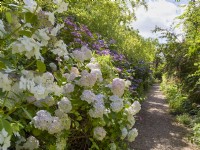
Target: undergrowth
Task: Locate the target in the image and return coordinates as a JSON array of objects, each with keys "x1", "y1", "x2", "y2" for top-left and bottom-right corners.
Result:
[{"x1": 161, "y1": 75, "x2": 200, "y2": 146}]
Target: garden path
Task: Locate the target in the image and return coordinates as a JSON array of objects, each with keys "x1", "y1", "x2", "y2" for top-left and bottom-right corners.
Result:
[{"x1": 131, "y1": 84, "x2": 199, "y2": 150}]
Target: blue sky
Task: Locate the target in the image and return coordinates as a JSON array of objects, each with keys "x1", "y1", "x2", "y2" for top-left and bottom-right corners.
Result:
[{"x1": 131, "y1": 0, "x2": 189, "y2": 40}]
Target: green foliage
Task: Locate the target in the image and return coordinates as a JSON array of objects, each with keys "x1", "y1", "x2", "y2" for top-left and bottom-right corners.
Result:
[
  {"x1": 36, "y1": 60, "x2": 46, "y2": 73},
  {"x1": 161, "y1": 76, "x2": 192, "y2": 115},
  {"x1": 0, "y1": 0, "x2": 153, "y2": 149},
  {"x1": 161, "y1": 75, "x2": 200, "y2": 147},
  {"x1": 153, "y1": 1, "x2": 200, "y2": 146},
  {"x1": 155, "y1": 1, "x2": 200, "y2": 104},
  {"x1": 192, "y1": 123, "x2": 200, "y2": 146},
  {"x1": 0, "y1": 118, "x2": 13, "y2": 135},
  {"x1": 95, "y1": 54, "x2": 116, "y2": 80},
  {"x1": 176, "y1": 113, "x2": 192, "y2": 126},
  {"x1": 66, "y1": 0, "x2": 155, "y2": 63}
]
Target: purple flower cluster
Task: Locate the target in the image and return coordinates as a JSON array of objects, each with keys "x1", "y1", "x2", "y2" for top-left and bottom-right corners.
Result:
[
  {"x1": 63, "y1": 17, "x2": 153, "y2": 96},
  {"x1": 81, "y1": 25, "x2": 93, "y2": 38},
  {"x1": 71, "y1": 32, "x2": 82, "y2": 37}
]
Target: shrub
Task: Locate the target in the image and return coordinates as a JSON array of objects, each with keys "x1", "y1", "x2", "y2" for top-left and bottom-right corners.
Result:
[
  {"x1": 176, "y1": 114, "x2": 191, "y2": 126},
  {"x1": 0, "y1": 1, "x2": 142, "y2": 149},
  {"x1": 192, "y1": 123, "x2": 200, "y2": 146}
]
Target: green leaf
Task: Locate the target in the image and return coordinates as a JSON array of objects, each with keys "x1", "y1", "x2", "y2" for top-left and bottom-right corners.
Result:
[
  {"x1": 53, "y1": 72, "x2": 67, "y2": 85},
  {"x1": 5, "y1": 12, "x2": 12, "y2": 23},
  {"x1": 21, "y1": 107, "x2": 33, "y2": 120},
  {"x1": 19, "y1": 30, "x2": 32, "y2": 37},
  {"x1": 124, "y1": 104, "x2": 130, "y2": 108},
  {"x1": 37, "y1": 60, "x2": 46, "y2": 73},
  {"x1": 75, "y1": 121, "x2": 79, "y2": 127},
  {"x1": 49, "y1": 145, "x2": 56, "y2": 150},
  {"x1": 0, "y1": 61, "x2": 6, "y2": 70},
  {"x1": 77, "y1": 116, "x2": 82, "y2": 121},
  {"x1": 32, "y1": 128, "x2": 41, "y2": 136},
  {"x1": 11, "y1": 122, "x2": 20, "y2": 133},
  {"x1": 0, "y1": 119, "x2": 12, "y2": 135},
  {"x1": 25, "y1": 12, "x2": 38, "y2": 24},
  {"x1": 89, "y1": 138, "x2": 100, "y2": 150}
]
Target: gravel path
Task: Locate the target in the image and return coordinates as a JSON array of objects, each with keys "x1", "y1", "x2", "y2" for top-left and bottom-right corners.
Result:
[{"x1": 131, "y1": 84, "x2": 199, "y2": 150}]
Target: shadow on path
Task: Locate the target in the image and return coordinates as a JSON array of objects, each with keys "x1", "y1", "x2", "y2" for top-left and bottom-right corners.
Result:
[{"x1": 131, "y1": 84, "x2": 199, "y2": 150}]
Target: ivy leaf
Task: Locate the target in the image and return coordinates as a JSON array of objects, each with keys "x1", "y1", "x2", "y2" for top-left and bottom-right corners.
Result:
[{"x1": 37, "y1": 60, "x2": 46, "y2": 73}]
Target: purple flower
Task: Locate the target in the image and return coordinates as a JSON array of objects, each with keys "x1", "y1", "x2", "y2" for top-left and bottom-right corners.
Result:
[
  {"x1": 130, "y1": 85, "x2": 138, "y2": 90},
  {"x1": 81, "y1": 41, "x2": 88, "y2": 46},
  {"x1": 116, "y1": 67, "x2": 122, "y2": 72},
  {"x1": 127, "y1": 69, "x2": 132, "y2": 73},
  {"x1": 95, "y1": 49, "x2": 112, "y2": 56},
  {"x1": 81, "y1": 25, "x2": 88, "y2": 31},
  {"x1": 134, "y1": 79, "x2": 142, "y2": 83},
  {"x1": 74, "y1": 38, "x2": 82, "y2": 43},
  {"x1": 92, "y1": 43, "x2": 101, "y2": 50},
  {"x1": 98, "y1": 40, "x2": 104, "y2": 45},
  {"x1": 99, "y1": 49, "x2": 111, "y2": 55},
  {"x1": 86, "y1": 31, "x2": 93, "y2": 38},
  {"x1": 65, "y1": 19, "x2": 74, "y2": 26},
  {"x1": 71, "y1": 32, "x2": 82, "y2": 37},
  {"x1": 65, "y1": 18, "x2": 78, "y2": 30},
  {"x1": 98, "y1": 40, "x2": 108, "y2": 48},
  {"x1": 112, "y1": 53, "x2": 125, "y2": 61},
  {"x1": 96, "y1": 50, "x2": 101, "y2": 55},
  {"x1": 81, "y1": 25, "x2": 93, "y2": 38}
]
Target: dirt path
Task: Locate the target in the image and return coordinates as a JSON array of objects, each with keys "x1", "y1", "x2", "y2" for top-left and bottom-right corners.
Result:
[{"x1": 131, "y1": 84, "x2": 199, "y2": 150}]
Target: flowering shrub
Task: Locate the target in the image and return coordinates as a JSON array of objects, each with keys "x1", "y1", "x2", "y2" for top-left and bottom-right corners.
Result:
[
  {"x1": 62, "y1": 17, "x2": 153, "y2": 99},
  {"x1": 0, "y1": 0, "x2": 141, "y2": 149}
]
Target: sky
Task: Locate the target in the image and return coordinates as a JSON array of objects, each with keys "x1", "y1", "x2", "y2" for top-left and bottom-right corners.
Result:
[{"x1": 131, "y1": 0, "x2": 189, "y2": 40}]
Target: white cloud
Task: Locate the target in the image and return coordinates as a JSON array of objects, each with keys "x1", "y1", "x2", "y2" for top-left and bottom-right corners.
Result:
[{"x1": 131, "y1": 0, "x2": 187, "y2": 39}]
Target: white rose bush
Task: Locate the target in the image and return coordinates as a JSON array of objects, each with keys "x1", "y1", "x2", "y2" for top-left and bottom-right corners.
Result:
[{"x1": 0, "y1": 0, "x2": 142, "y2": 149}]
